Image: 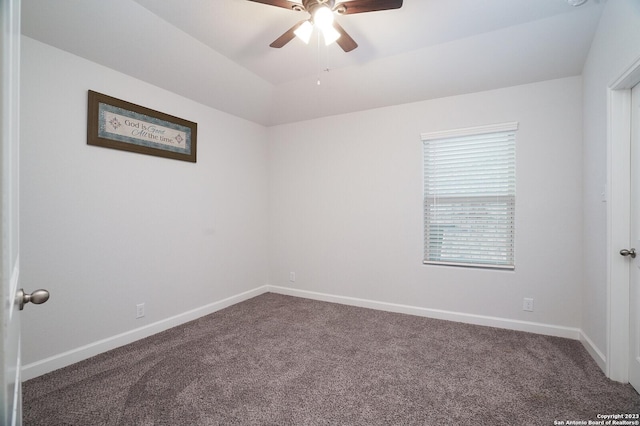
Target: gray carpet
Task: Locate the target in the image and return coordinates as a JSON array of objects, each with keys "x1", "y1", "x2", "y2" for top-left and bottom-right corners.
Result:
[{"x1": 23, "y1": 293, "x2": 640, "y2": 425}]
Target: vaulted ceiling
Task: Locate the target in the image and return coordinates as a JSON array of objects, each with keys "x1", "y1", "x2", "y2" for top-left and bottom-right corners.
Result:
[{"x1": 21, "y1": 0, "x2": 603, "y2": 126}]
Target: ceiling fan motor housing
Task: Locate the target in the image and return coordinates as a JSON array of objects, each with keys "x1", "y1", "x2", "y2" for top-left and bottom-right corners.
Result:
[{"x1": 300, "y1": 0, "x2": 339, "y2": 16}]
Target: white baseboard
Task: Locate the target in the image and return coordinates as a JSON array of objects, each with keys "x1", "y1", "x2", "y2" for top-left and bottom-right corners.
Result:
[
  {"x1": 267, "y1": 285, "x2": 583, "y2": 340},
  {"x1": 23, "y1": 284, "x2": 603, "y2": 382},
  {"x1": 579, "y1": 330, "x2": 607, "y2": 374},
  {"x1": 21, "y1": 286, "x2": 270, "y2": 381}
]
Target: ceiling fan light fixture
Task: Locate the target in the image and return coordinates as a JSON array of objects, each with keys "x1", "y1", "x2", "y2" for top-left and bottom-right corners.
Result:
[
  {"x1": 312, "y1": 5, "x2": 339, "y2": 46},
  {"x1": 249, "y1": 0, "x2": 404, "y2": 52},
  {"x1": 322, "y1": 25, "x2": 341, "y2": 45},
  {"x1": 294, "y1": 20, "x2": 313, "y2": 44},
  {"x1": 313, "y1": 6, "x2": 334, "y2": 31}
]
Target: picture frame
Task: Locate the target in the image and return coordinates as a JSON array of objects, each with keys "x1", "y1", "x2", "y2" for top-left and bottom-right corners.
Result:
[{"x1": 87, "y1": 90, "x2": 197, "y2": 163}]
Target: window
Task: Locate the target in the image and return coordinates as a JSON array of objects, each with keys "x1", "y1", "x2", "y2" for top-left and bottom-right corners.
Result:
[{"x1": 422, "y1": 122, "x2": 517, "y2": 269}]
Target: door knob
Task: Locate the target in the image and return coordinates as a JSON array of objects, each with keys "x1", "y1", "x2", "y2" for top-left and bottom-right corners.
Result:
[
  {"x1": 620, "y1": 248, "x2": 637, "y2": 259},
  {"x1": 17, "y1": 288, "x2": 49, "y2": 311}
]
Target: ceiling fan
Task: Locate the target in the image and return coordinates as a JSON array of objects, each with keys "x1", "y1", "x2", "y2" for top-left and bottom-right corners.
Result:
[{"x1": 248, "y1": 0, "x2": 403, "y2": 52}]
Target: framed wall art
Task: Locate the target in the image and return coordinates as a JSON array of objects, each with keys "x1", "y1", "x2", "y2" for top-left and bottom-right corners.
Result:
[{"x1": 87, "y1": 90, "x2": 197, "y2": 163}]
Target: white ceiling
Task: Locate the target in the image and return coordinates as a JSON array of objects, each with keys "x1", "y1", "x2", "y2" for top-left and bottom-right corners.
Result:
[{"x1": 21, "y1": 0, "x2": 604, "y2": 126}]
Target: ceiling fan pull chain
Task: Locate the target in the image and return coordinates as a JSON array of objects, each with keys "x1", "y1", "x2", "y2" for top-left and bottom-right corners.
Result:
[{"x1": 317, "y1": 31, "x2": 322, "y2": 85}]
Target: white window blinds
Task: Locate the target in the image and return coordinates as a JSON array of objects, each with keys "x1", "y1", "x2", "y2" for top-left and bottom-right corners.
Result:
[{"x1": 422, "y1": 123, "x2": 517, "y2": 269}]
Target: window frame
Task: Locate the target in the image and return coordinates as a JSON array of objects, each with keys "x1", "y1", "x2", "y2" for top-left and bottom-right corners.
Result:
[{"x1": 421, "y1": 122, "x2": 518, "y2": 270}]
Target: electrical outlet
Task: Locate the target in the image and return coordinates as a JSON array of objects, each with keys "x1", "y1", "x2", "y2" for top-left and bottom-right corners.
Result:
[
  {"x1": 523, "y1": 298, "x2": 534, "y2": 312},
  {"x1": 136, "y1": 303, "x2": 145, "y2": 319},
  {"x1": 289, "y1": 272, "x2": 296, "y2": 283}
]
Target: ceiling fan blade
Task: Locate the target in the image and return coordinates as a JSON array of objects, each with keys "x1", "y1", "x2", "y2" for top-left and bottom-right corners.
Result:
[
  {"x1": 334, "y1": 0, "x2": 403, "y2": 15},
  {"x1": 246, "y1": 0, "x2": 302, "y2": 11},
  {"x1": 333, "y1": 21, "x2": 358, "y2": 52},
  {"x1": 269, "y1": 20, "x2": 306, "y2": 48}
]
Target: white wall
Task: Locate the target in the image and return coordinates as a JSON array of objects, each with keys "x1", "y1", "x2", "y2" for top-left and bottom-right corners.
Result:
[
  {"x1": 19, "y1": 27, "x2": 595, "y2": 378},
  {"x1": 581, "y1": 0, "x2": 640, "y2": 360},
  {"x1": 19, "y1": 37, "x2": 269, "y2": 371},
  {"x1": 269, "y1": 76, "x2": 583, "y2": 332}
]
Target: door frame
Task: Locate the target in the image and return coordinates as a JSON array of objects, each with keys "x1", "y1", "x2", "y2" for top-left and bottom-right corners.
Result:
[{"x1": 607, "y1": 55, "x2": 640, "y2": 383}]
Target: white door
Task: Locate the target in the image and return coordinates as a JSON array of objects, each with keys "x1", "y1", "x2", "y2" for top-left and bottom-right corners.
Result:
[
  {"x1": 1, "y1": 2, "x2": 50, "y2": 422},
  {"x1": 628, "y1": 82, "x2": 640, "y2": 393},
  {"x1": 0, "y1": 0, "x2": 23, "y2": 423}
]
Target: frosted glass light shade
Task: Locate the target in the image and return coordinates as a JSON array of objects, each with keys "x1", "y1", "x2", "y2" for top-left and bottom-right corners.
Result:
[
  {"x1": 294, "y1": 20, "x2": 313, "y2": 44},
  {"x1": 322, "y1": 25, "x2": 341, "y2": 45},
  {"x1": 314, "y1": 6, "x2": 334, "y2": 30}
]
